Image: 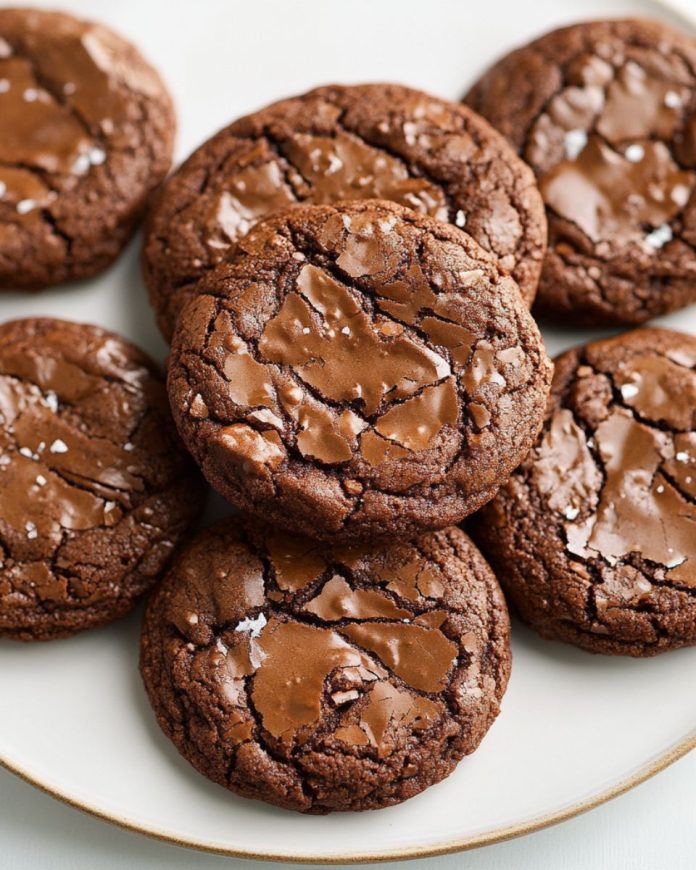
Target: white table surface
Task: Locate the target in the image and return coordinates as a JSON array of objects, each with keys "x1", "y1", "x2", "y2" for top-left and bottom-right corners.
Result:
[{"x1": 2, "y1": 750, "x2": 695, "y2": 869}]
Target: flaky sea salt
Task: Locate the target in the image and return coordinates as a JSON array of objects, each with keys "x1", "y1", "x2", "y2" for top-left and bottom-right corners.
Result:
[
  {"x1": 624, "y1": 144, "x2": 645, "y2": 163},
  {"x1": 644, "y1": 224, "x2": 673, "y2": 249},
  {"x1": 235, "y1": 613, "x2": 267, "y2": 638},
  {"x1": 564, "y1": 129, "x2": 587, "y2": 159},
  {"x1": 16, "y1": 199, "x2": 37, "y2": 215}
]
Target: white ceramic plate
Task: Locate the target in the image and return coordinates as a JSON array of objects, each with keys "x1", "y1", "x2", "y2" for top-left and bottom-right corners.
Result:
[{"x1": 1, "y1": 0, "x2": 696, "y2": 862}]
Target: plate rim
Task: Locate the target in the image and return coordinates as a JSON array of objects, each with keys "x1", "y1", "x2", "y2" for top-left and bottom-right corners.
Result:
[{"x1": 2, "y1": 729, "x2": 695, "y2": 863}]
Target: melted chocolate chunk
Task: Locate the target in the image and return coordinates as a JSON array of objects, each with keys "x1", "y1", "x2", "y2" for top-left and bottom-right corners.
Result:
[
  {"x1": 0, "y1": 318, "x2": 204, "y2": 641},
  {"x1": 140, "y1": 517, "x2": 511, "y2": 813},
  {"x1": 0, "y1": 8, "x2": 174, "y2": 290},
  {"x1": 167, "y1": 200, "x2": 552, "y2": 542},
  {"x1": 466, "y1": 18, "x2": 696, "y2": 325},
  {"x1": 472, "y1": 327, "x2": 696, "y2": 656},
  {"x1": 143, "y1": 82, "x2": 547, "y2": 339}
]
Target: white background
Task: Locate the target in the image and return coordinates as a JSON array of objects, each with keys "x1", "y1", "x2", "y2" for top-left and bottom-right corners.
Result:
[{"x1": 2, "y1": 0, "x2": 696, "y2": 866}]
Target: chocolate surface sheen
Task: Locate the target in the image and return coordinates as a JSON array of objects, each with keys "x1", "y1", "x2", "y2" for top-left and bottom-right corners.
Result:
[
  {"x1": 167, "y1": 200, "x2": 552, "y2": 542},
  {"x1": 140, "y1": 517, "x2": 511, "y2": 813},
  {"x1": 0, "y1": 318, "x2": 204, "y2": 641},
  {"x1": 0, "y1": 8, "x2": 175, "y2": 290},
  {"x1": 143, "y1": 82, "x2": 547, "y2": 339},
  {"x1": 466, "y1": 18, "x2": 696, "y2": 326},
  {"x1": 472, "y1": 327, "x2": 696, "y2": 656}
]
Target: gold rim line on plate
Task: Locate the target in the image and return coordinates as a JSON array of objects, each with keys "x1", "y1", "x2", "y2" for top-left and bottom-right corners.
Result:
[
  {"x1": 2, "y1": 729, "x2": 696, "y2": 863},
  {"x1": 2, "y1": 0, "x2": 696, "y2": 863}
]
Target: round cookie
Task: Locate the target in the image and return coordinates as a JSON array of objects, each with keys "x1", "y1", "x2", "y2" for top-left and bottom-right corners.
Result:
[
  {"x1": 465, "y1": 18, "x2": 696, "y2": 326},
  {"x1": 0, "y1": 318, "x2": 204, "y2": 641},
  {"x1": 168, "y1": 199, "x2": 552, "y2": 542},
  {"x1": 140, "y1": 517, "x2": 511, "y2": 813},
  {"x1": 471, "y1": 327, "x2": 696, "y2": 656},
  {"x1": 0, "y1": 8, "x2": 175, "y2": 290},
  {"x1": 143, "y1": 82, "x2": 547, "y2": 338}
]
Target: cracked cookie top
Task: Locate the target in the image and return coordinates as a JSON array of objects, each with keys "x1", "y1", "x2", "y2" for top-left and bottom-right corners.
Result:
[
  {"x1": 167, "y1": 199, "x2": 552, "y2": 542},
  {"x1": 472, "y1": 327, "x2": 696, "y2": 656},
  {"x1": 143, "y1": 82, "x2": 547, "y2": 339},
  {"x1": 0, "y1": 8, "x2": 175, "y2": 290},
  {"x1": 465, "y1": 18, "x2": 696, "y2": 325},
  {"x1": 139, "y1": 517, "x2": 511, "y2": 813},
  {"x1": 0, "y1": 318, "x2": 204, "y2": 641}
]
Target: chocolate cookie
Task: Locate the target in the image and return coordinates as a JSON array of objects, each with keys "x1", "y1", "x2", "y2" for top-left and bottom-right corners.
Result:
[
  {"x1": 168, "y1": 199, "x2": 552, "y2": 542},
  {"x1": 0, "y1": 8, "x2": 175, "y2": 290},
  {"x1": 471, "y1": 327, "x2": 696, "y2": 656},
  {"x1": 143, "y1": 82, "x2": 547, "y2": 338},
  {"x1": 465, "y1": 18, "x2": 696, "y2": 326},
  {"x1": 140, "y1": 517, "x2": 511, "y2": 813},
  {"x1": 0, "y1": 318, "x2": 204, "y2": 641}
]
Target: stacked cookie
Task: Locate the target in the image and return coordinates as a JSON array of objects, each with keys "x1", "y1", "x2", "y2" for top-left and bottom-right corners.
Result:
[
  {"x1": 0, "y1": 9, "x2": 204, "y2": 641},
  {"x1": 2, "y1": 7, "x2": 696, "y2": 816},
  {"x1": 465, "y1": 19, "x2": 696, "y2": 655},
  {"x1": 144, "y1": 165, "x2": 551, "y2": 809},
  {"x1": 141, "y1": 518, "x2": 512, "y2": 812}
]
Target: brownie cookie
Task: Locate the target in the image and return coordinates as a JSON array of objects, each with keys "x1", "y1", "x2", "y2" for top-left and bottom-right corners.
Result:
[
  {"x1": 472, "y1": 327, "x2": 696, "y2": 656},
  {"x1": 0, "y1": 8, "x2": 175, "y2": 290},
  {"x1": 0, "y1": 318, "x2": 204, "y2": 641},
  {"x1": 144, "y1": 82, "x2": 547, "y2": 338},
  {"x1": 140, "y1": 517, "x2": 511, "y2": 813},
  {"x1": 168, "y1": 200, "x2": 552, "y2": 542},
  {"x1": 465, "y1": 19, "x2": 696, "y2": 325}
]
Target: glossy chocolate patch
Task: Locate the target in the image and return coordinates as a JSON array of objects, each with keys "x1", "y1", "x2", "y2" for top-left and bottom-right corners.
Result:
[
  {"x1": 0, "y1": 10, "x2": 160, "y2": 210},
  {"x1": 202, "y1": 526, "x2": 461, "y2": 743},
  {"x1": 530, "y1": 336, "x2": 696, "y2": 587},
  {"x1": 526, "y1": 53, "x2": 696, "y2": 251},
  {"x1": 259, "y1": 264, "x2": 451, "y2": 416},
  {"x1": 282, "y1": 130, "x2": 448, "y2": 218},
  {"x1": 0, "y1": 317, "x2": 202, "y2": 639}
]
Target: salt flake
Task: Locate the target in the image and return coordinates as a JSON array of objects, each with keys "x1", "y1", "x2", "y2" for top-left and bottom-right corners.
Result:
[
  {"x1": 235, "y1": 613, "x2": 267, "y2": 638},
  {"x1": 644, "y1": 224, "x2": 673, "y2": 249},
  {"x1": 564, "y1": 129, "x2": 588, "y2": 160},
  {"x1": 16, "y1": 199, "x2": 37, "y2": 215},
  {"x1": 624, "y1": 144, "x2": 645, "y2": 163}
]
